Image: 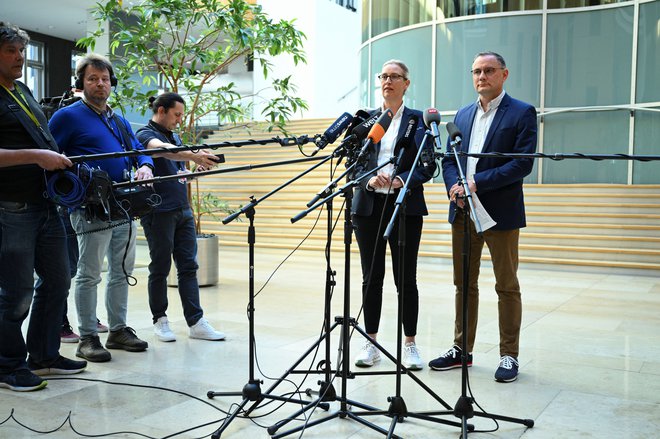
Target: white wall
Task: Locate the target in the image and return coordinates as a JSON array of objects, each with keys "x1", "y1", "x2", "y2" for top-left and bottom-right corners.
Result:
[{"x1": 249, "y1": 0, "x2": 362, "y2": 120}]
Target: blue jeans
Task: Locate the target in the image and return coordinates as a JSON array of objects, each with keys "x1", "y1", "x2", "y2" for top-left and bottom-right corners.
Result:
[
  {"x1": 0, "y1": 201, "x2": 69, "y2": 372},
  {"x1": 140, "y1": 208, "x2": 203, "y2": 327},
  {"x1": 70, "y1": 210, "x2": 136, "y2": 337}
]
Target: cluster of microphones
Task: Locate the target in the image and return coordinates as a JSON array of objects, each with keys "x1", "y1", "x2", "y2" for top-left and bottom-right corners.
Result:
[{"x1": 310, "y1": 107, "x2": 463, "y2": 166}]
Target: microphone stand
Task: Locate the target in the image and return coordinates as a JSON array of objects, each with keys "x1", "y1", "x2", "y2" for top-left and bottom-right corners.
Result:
[
  {"x1": 205, "y1": 150, "x2": 346, "y2": 439},
  {"x1": 443, "y1": 138, "x2": 534, "y2": 438},
  {"x1": 269, "y1": 147, "x2": 464, "y2": 438}
]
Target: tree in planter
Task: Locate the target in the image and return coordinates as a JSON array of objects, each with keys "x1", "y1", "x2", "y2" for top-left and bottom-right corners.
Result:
[{"x1": 79, "y1": 0, "x2": 308, "y2": 233}]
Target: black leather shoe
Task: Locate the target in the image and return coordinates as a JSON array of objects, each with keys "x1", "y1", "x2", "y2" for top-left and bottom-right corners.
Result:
[
  {"x1": 77, "y1": 335, "x2": 111, "y2": 362},
  {"x1": 106, "y1": 327, "x2": 148, "y2": 352}
]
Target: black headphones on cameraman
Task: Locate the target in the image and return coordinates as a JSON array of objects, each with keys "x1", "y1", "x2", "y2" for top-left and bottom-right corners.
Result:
[{"x1": 74, "y1": 65, "x2": 118, "y2": 90}]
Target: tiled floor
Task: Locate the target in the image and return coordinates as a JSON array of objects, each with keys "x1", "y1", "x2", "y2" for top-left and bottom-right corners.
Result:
[{"x1": 2, "y1": 245, "x2": 659, "y2": 438}]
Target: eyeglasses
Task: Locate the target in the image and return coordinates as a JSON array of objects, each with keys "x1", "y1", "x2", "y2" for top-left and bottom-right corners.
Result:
[
  {"x1": 378, "y1": 73, "x2": 407, "y2": 82},
  {"x1": 471, "y1": 67, "x2": 505, "y2": 77}
]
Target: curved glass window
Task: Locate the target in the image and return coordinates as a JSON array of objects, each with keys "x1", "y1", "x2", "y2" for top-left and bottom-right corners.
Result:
[
  {"x1": 543, "y1": 110, "x2": 629, "y2": 183},
  {"x1": 370, "y1": 26, "x2": 433, "y2": 110},
  {"x1": 548, "y1": 0, "x2": 631, "y2": 9},
  {"x1": 368, "y1": 0, "x2": 434, "y2": 39},
  {"x1": 435, "y1": 15, "x2": 542, "y2": 112},
  {"x1": 636, "y1": 1, "x2": 660, "y2": 103},
  {"x1": 436, "y1": 0, "x2": 541, "y2": 19},
  {"x1": 633, "y1": 109, "x2": 660, "y2": 184},
  {"x1": 545, "y1": 6, "x2": 634, "y2": 107}
]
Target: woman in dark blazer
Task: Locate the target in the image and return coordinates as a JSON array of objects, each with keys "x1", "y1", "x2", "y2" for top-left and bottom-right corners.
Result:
[{"x1": 352, "y1": 59, "x2": 436, "y2": 370}]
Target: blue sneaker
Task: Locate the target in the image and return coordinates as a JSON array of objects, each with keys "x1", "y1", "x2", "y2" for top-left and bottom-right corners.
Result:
[
  {"x1": 0, "y1": 369, "x2": 47, "y2": 392},
  {"x1": 429, "y1": 345, "x2": 472, "y2": 371},
  {"x1": 494, "y1": 355, "x2": 519, "y2": 382},
  {"x1": 28, "y1": 355, "x2": 87, "y2": 376}
]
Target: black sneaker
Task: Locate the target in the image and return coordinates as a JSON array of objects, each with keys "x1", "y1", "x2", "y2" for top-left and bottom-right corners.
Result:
[
  {"x1": 0, "y1": 369, "x2": 47, "y2": 392},
  {"x1": 428, "y1": 345, "x2": 473, "y2": 371},
  {"x1": 494, "y1": 355, "x2": 519, "y2": 383},
  {"x1": 77, "y1": 335, "x2": 112, "y2": 362},
  {"x1": 106, "y1": 327, "x2": 148, "y2": 352},
  {"x1": 28, "y1": 355, "x2": 87, "y2": 376}
]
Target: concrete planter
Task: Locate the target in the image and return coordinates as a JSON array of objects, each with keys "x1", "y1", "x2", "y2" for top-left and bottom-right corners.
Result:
[{"x1": 168, "y1": 234, "x2": 219, "y2": 287}]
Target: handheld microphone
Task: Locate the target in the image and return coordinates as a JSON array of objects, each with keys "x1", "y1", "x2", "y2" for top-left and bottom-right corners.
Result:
[
  {"x1": 356, "y1": 109, "x2": 394, "y2": 159},
  {"x1": 446, "y1": 122, "x2": 463, "y2": 147},
  {"x1": 423, "y1": 108, "x2": 442, "y2": 151},
  {"x1": 311, "y1": 112, "x2": 354, "y2": 156}
]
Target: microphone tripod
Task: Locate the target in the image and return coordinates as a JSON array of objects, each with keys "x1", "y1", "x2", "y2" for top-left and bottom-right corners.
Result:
[
  {"x1": 441, "y1": 136, "x2": 535, "y2": 438},
  {"x1": 267, "y1": 137, "x2": 465, "y2": 438},
  {"x1": 205, "y1": 152, "x2": 343, "y2": 438}
]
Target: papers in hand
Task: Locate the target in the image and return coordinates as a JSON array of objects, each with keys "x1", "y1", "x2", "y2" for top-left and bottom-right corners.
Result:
[{"x1": 470, "y1": 193, "x2": 497, "y2": 231}]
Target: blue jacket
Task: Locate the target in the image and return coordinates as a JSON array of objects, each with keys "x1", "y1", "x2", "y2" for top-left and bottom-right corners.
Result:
[
  {"x1": 352, "y1": 107, "x2": 436, "y2": 217},
  {"x1": 49, "y1": 100, "x2": 153, "y2": 182},
  {"x1": 442, "y1": 93, "x2": 537, "y2": 230}
]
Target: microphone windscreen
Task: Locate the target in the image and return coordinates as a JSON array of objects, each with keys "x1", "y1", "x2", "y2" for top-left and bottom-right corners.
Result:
[
  {"x1": 367, "y1": 109, "x2": 394, "y2": 144},
  {"x1": 395, "y1": 114, "x2": 418, "y2": 151},
  {"x1": 423, "y1": 108, "x2": 441, "y2": 128},
  {"x1": 446, "y1": 122, "x2": 462, "y2": 141},
  {"x1": 321, "y1": 112, "x2": 353, "y2": 144},
  {"x1": 352, "y1": 111, "x2": 381, "y2": 140}
]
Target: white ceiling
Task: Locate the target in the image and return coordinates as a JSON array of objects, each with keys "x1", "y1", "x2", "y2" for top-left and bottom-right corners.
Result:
[{"x1": 3, "y1": 0, "x2": 101, "y2": 42}]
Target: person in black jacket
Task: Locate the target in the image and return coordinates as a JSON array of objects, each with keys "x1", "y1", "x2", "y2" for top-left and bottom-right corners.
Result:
[{"x1": 352, "y1": 60, "x2": 436, "y2": 371}]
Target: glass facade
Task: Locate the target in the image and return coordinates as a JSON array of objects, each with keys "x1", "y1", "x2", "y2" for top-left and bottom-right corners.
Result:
[{"x1": 360, "y1": 0, "x2": 660, "y2": 184}]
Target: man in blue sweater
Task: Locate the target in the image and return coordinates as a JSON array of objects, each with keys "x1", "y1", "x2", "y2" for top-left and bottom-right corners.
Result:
[{"x1": 49, "y1": 54, "x2": 154, "y2": 363}]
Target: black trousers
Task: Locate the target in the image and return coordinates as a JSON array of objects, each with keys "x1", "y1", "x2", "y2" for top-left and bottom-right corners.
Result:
[{"x1": 353, "y1": 194, "x2": 423, "y2": 337}]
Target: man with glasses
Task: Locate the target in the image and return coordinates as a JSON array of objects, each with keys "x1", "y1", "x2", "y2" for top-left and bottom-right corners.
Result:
[
  {"x1": 352, "y1": 59, "x2": 436, "y2": 371},
  {"x1": 429, "y1": 51, "x2": 537, "y2": 382},
  {"x1": 0, "y1": 22, "x2": 86, "y2": 392}
]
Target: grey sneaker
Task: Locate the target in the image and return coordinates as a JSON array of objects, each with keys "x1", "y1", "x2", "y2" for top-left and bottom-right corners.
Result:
[
  {"x1": 0, "y1": 369, "x2": 47, "y2": 392},
  {"x1": 77, "y1": 335, "x2": 111, "y2": 362},
  {"x1": 106, "y1": 327, "x2": 148, "y2": 352}
]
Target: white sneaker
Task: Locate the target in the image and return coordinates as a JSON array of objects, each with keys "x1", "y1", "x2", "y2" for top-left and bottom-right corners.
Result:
[
  {"x1": 154, "y1": 317, "x2": 176, "y2": 342},
  {"x1": 189, "y1": 318, "x2": 225, "y2": 341},
  {"x1": 402, "y1": 342, "x2": 424, "y2": 370},
  {"x1": 355, "y1": 341, "x2": 381, "y2": 367}
]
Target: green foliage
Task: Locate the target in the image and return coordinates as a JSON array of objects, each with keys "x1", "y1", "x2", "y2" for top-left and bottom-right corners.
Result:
[{"x1": 80, "y1": 0, "x2": 308, "y2": 141}]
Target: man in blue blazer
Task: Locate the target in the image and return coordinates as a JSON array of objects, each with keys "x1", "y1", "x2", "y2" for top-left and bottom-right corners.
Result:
[{"x1": 429, "y1": 52, "x2": 537, "y2": 382}]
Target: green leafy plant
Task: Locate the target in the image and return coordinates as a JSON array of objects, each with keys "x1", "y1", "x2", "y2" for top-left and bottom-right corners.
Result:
[{"x1": 79, "y1": 0, "x2": 308, "y2": 234}]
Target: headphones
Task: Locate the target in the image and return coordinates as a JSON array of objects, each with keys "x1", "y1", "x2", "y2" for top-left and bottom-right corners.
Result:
[{"x1": 74, "y1": 66, "x2": 118, "y2": 90}]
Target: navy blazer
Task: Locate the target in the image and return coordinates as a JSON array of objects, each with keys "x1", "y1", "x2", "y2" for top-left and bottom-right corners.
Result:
[
  {"x1": 352, "y1": 107, "x2": 436, "y2": 217},
  {"x1": 441, "y1": 93, "x2": 537, "y2": 230}
]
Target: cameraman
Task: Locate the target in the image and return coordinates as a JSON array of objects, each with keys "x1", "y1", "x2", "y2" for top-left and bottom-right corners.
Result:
[
  {"x1": 0, "y1": 22, "x2": 86, "y2": 392},
  {"x1": 49, "y1": 53, "x2": 154, "y2": 363}
]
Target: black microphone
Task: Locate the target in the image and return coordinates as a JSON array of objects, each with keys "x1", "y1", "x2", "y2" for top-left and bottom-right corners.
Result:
[
  {"x1": 446, "y1": 121, "x2": 463, "y2": 147},
  {"x1": 392, "y1": 114, "x2": 418, "y2": 171},
  {"x1": 343, "y1": 109, "x2": 370, "y2": 139},
  {"x1": 311, "y1": 112, "x2": 354, "y2": 156},
  {"x1": 356, "y1": 109, "x2": 394, "y2": 159},
  {"x1": 351, "y1": 110, "x2": 382, "y2": 141},
  {"x1": 423, "y1": 107, "x2": 442, "y2": 151}
]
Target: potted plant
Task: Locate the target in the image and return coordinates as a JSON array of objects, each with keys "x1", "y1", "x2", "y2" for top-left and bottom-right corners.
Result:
[{"x1": 80, "y1": 0, "x2": 307, "y2": 285}]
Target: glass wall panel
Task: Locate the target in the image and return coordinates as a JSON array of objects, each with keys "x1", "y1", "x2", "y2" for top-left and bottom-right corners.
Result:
[
  {"x1": 362, "y1": 0, "x2": 370, "y2": 42},
  {"x1": 545, "y1": 7, "x2": 633, "y2": 107},
  {"x1": 436, "y1": 15, "x2": 542, "y2": 112},
  {"x1": 436, "y1": 0, "x2": 541, "y2": 19},
  {"x1": 636, "y1": 1, "x2": 660, "y2": 103},
  {"x1": 370, "y1": 26, "x2": 433, "y2": 110},
  {"x1": 542, "y1": 110, "x2": 629, "y2": 183},
  {"x1": 371, "y1": 0, "x2": 434, "y2": 38},
  {"x1": 360, "y1": 47, "x2": 369, "y2": 107},
  {"x1": 633, "y1": 109, "x2": 660, "y2": 184},
  {"x1": 547, "y1": 0, "x2": 632, "y2": 10}
]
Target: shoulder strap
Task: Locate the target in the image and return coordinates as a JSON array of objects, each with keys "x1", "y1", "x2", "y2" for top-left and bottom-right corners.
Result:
[{"x1": 0, "y1": 82, "x2": 58, "y2": 152}]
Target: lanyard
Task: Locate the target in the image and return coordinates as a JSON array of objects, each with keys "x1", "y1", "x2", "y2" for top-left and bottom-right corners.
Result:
[{"x1": 1, "y1": 83, "x2": 42, "y2": 128}]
